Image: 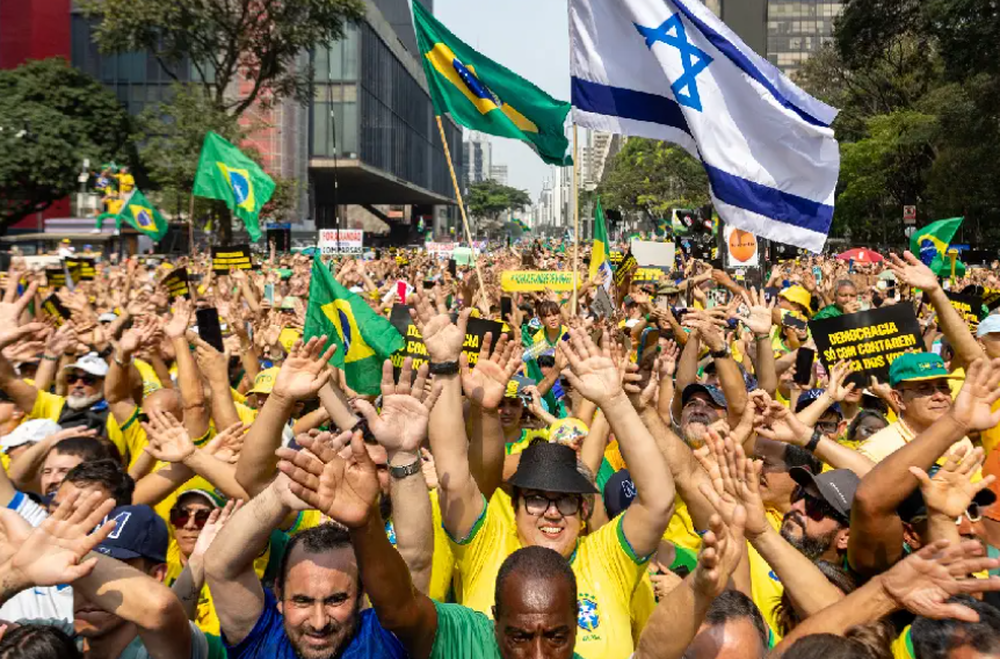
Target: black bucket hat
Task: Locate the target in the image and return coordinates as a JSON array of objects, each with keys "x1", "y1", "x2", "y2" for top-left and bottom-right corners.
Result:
[{"x1": 507, "y1": 442, "x2": 598, "y2": 494}]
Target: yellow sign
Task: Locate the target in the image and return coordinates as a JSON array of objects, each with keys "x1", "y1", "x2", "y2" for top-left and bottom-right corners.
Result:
[
  {"x1": 500, "y1": 271, "x2": 584, "y2": 292},
  {"x1": 633, "y1": 268, "x2": 663, "y2": 282}
]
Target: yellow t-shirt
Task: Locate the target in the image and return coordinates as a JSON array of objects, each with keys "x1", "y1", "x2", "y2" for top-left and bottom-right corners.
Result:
[
  {"x1": 505, "y1": 428, "x2": 550, "y2": 455},
  {"x1": 891, "y1": 625, "x2": 914, "y2": 659},
  {"x1": 749, "y1": 509, "x2": 787, "y2": 642},
  {"x1": 291, "y1": 489, "x2": 457, "y2": 603},
  {"x1": 531, "y1": 325, "x2": 568, "y2": 348},
  {"x1": 29, "y1": 391, "x2": 147, "y2": 467},
  {"x1": 857, "y1": 419, "x2": 976, "y2": 465},
  {"x1": 661, "y1": 495, "x2": 702, "y2": 555},
  {"x1": 450, "y1": 492, "x2": 649, "y2": 659}
]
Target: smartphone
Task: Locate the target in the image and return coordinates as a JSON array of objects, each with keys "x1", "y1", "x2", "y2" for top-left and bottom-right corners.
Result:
[
  {"x1": 422, "y1": 280, "x2": 435, "y2": 290},
  {"x1": 501, "y1": 296, "x2": 513, "y2": 319},
  {"x1": 0, "y1": 252, "x2": 10, "y2": 272},
  {"x1": 636, "y1": 327, "x2": 660, "y2": 366},
  {"x1": 264, "y1": 283, "x2": 275, "y2": 305},
  {"x1": 794, "y1": 347, "x2": 815, "y2": 386},
  {"x1": 448, "y1": 259, "x2": 457, "y2": 278},
  {"x1": 195, "y1": 307, "x2": 225, "y2": 352}
]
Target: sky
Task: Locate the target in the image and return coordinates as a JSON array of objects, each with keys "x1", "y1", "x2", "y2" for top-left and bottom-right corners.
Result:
[{"x1": 434, "y1": 0, "x2": 571, "y2": 200}]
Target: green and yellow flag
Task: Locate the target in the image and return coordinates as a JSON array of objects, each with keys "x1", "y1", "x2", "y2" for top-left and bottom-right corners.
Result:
[
  {"x1": 911, "y1": 217, "x2": 963, "y2": 268},
  {"x1": 590, "y1": 198, "x2": 611, "y2": 283},
  {"x1": 114, "y1": 189, "x2": 169, "y2": 241},
  {"x1": 193, "y1": 132, "x2": 275, "y2": 242},
  {"x1": 303, "y1": 258, "x2": 405, "y2": 395},
  {"x1": 412, "y1": 1, "x2": 571, "y2": 166}
]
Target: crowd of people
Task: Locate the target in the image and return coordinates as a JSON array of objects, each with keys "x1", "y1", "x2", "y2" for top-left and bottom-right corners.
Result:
[{"x1": 0, "y1": 239, "x2": 997, "y2": 659}]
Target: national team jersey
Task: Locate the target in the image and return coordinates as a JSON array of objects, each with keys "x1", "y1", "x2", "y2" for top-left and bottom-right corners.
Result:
[
  {"x1": 429, "y1": 601, "x2": 585, "y2": 659},
  {"x1": 30, "y1": 391, "x2": 147, "y2": 466},
  {"x1": 225, "y1": 589, "x2": 406, "y2": 659},
  {"x1": 449, "y1": 492, "x2": 649, "y2": 659},
  {"x1": 749, "y1": 509, "x2": 786, "y2": 641}
]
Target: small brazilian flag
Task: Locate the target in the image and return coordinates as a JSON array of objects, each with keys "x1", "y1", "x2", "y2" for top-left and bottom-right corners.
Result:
[
  {"x1": 910, "y1": 217, "x2": 963, "y2": 270},
  {"x1": 114, "y1": 189, "x2": 169, "y2": 241},
  {"x1": 412, "y1": 1, "x2": 571, "y2": 166},
  {"x1": 303, "y1": 258, "x2": 405, "y2": 395},
  {"x1": 193, "y1": 132, "x2": 275, "y2": 242}
]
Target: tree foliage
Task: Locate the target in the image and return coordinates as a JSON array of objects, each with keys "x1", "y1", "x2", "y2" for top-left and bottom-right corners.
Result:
[
  {"x1": 795, "y1": 0, "x2": 1000, "y2": 246},
  {"x1": 78, "y1": 0, "x2": 366, "y2": 115},
  {"x1": 0, "y1": 58, "x2": 131, "y2": 232},
  {"x1": 598, "y1": 138, "x2": 709, "y2": 220},
  {"x1": 467, "y1": 179, "x2": 531, "y2": 229}
]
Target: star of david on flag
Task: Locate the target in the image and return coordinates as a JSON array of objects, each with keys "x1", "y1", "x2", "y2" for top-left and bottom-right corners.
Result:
[{"x1": 569, "y1": 0, "x2": 841, "y2": 253}]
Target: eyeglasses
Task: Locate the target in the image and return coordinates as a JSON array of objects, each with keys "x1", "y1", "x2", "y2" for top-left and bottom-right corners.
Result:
[
  {"x1": 792, "y1": 486, "x2": 846, "y2": 524},
  {"x1": 169, "y1": 508, "x2": 212, "y2": 529},
  {"x1": 816, "y1": 420, "x2": 840, "y2": 436},
  {"x1": 66, "y1": 373, "x2": 98, "y2": 386},
  {"x1": 522, "y1": 493, "x2": 582, "y2": 517},
  {"x1": 956, "y1": 503, "x2": 983, "y2": 525},
  {"x1": 899, "y1": 382, "x2": 952, "y2": 398}
]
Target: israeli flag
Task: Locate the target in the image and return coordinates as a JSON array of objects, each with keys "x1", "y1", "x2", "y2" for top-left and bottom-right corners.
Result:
[{"x1": 570, "y1": 0, "x2": 840, "y2": 252}]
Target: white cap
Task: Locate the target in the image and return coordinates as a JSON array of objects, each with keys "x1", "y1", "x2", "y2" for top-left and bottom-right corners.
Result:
[
  {"x1": 98, "y1": 312, "x2": 119, "y2": 323},
  {"x1": 63, "y1": 352, "x2": 110, "y2": 378},
  {"x1": 1, "y1": 419, "x2": 62, "y2": 452}
]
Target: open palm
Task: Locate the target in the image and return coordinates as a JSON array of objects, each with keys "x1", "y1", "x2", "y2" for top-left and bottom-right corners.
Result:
[
  {"x1": 910, "y1": 448, "x2": 993, "y2": 518},
  {"x1": 142, "y1": 410, "x2": 195, "y2": 463},
  {"x1": 272, "y1": 337, "x2": 336, "y2": 400},
  {"x1": 409, "y1": 292, "x2": 467, "y2": 362},
  {"x1": 461, "y1": 333, "x2": 521, "y2": 410}
]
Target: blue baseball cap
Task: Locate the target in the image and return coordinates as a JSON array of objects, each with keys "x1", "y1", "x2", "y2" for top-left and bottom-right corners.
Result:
[
  {"x1": 682, "y1": 383, "x2": 728, "y2": 409},
  {"x1": 96, "y1": 505, "x2": 169, "y2": 564},
  {"x1": 794, "y1": 389, "x2": 842, "y2": 418}
]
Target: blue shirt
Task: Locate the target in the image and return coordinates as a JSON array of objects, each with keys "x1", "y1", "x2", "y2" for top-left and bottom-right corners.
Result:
[{"x1": 225, "y1": 589, "x2": 406, "y2": 659}]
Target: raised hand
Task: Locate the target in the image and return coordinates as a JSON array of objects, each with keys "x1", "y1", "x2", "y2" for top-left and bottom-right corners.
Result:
[
  {"x1": 880, "y1": 539, "x2": 1000, "y2": 621},
  {"x1": 119, "y1": 318, "x2": 160, "y2": 358},
  {"x1": 3, "y1": 489, "x2": 116, "y2": 588},
  {"x1": 658, "y1": 339, "x2": 680, "y2": 379},
  {"x1": 755, "y1": 401, "x2": 813, "y2": 447},
  {"x1": 694, "y1": 429, "x2": 749, "y2": 532},
  {"x1": 203, "y1": 422, "x2": 246, "y2": 464},
  {"x1": 951, "y1": 358, "x2": 1000, "y2": 432},
  {"x1": 271, "y1": 336, "x2": 337, "y2": 402},
  {"x1": 623, "y1": 360, "x2": 659, "y2": 412},
  {"x1": 164, "y1": 298, "x2": 193, "y2": 339},
  {"x1": 141, "y1": 409, "x2": 196, "y2": 463},
  {"x1": 739, "y1": 287, "x2": 775, "y2": 336},
  {"x1": 887, "y1": 251, "x2": 941, "y2": 293},
  {"x1": 825, "y1": 361, "x2": 857, "y2": 403},
  {"x1": 0, "y1": 279, "x2": 42, "y2": 349},
  {"x1": 693, "y1": 511, "x2": 745, "y2": 599},
  {"x1": 460, "y1": 331, "x2": 522, "y2": 410},
  {"x1": 909, "y1": 446, "x2": 996, "y2": 519},
  {"x1": 275, "y1": 431, "x2": 381, "y2": 529},
  {"x1": 558, "y1": 328, "x2": 625, "y2": 407},
  {"x1": 191, "y1": 500, "x2": 241, "y2": 559},
  {"x1": 45, "y1": 321, "x2": 78, "y2": 357},
  {"x1": 354, "y1": 359, "x2": 440, "y2": 455},
  {"x1": 408, "y1": 291, "x2": 469, "y2": 363}
]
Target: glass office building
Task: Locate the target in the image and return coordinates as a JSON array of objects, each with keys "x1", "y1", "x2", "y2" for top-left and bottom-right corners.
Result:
[{"x1": 767, "y1": 0, "x2": 843, "y2": 75}]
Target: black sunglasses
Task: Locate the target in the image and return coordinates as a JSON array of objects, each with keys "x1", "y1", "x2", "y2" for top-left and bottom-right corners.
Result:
[
  {"x1": 66, "y1": 373, "x2": 98, "y2": 386},
  {"x1": 792, "y1": 486, "x2": 846, "y2": 524},
  {"x1": 169, "y1": 508, "x2": 212, "y2": 529}
]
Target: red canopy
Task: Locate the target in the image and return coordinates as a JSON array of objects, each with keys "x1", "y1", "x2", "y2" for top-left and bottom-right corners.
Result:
[{"x1": 836, "y1": 248, "x2": 884, "y2": 264}]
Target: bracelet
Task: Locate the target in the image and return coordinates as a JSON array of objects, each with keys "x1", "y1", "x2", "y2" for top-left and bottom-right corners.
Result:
[
  {"x1": 114, "y1": 352, "x2": 130, "y2": 368},
  {"x1": 804, "y1": 428, "x2": 823, "y2": 452},
  {"x1": 754, "y1": 333, "x2": 770, "y2": 340},
  {"x1": 389, "y1": 458, "x2": 422, "y2": 480},
  {"x1": 42, "y1": 354, "x2": 59, "y2": 362},
  {"x1": 428, "y1": 361, "x2": 459, "y2": 375}
]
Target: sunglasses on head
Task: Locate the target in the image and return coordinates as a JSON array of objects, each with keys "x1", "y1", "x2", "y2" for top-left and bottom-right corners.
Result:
[
  {"x1": 169, "y1": 508, "x2": 212, "y2": 529},
  {"x1": 66, "y1": 373, "x2": 98, "y2": 386},
  {"x1": 792, "y1": 486, "x2": 846, "y2": 524}
]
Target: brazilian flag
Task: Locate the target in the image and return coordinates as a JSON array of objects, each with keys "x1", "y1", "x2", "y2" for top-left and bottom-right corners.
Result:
[
  {"x1": 114, "y1": 189, "x2": 169, "y2": 241},
  {"x1": 910, "y1": 217, "x2": 963, "y2": 269},
  {"x1": 193, "y1": 132, "x2": 275, "y2": 242},
  {"x1": 412, "y1": 1, "x2": 571, "y2": 166},
  {"x1": 303, "y1": 258, "x2": 405, "y2": 395}
]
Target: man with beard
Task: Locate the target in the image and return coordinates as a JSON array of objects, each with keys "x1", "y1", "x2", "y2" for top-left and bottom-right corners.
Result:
[
  {"x1": 780, "y1": 468, "x2": 858, "y2": 562},
  {"x1": 677, "y1": 384, "x2": 727, "y2": 446}
]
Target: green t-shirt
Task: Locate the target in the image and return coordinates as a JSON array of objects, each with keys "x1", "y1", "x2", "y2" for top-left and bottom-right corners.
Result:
[{"x1": 429, "y1": 601, "x2": 585, "y2": 659}]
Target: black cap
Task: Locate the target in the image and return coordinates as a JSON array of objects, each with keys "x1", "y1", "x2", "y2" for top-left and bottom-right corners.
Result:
[
  {"x1": 603, "y1": 469, "x2": 636, "y2": 519},
  {"x1": 790, "y1": 467, "x2": 859, "y2": 519},
  {"x1": 507, "y1": 442, "x2": 598, "y2": 494},
  {"x1": 96, "y1": 505, "x2": 169, "y2": 564},
  {"x1": 681, "y1": 383, "x2": 728, "y2": 409}
]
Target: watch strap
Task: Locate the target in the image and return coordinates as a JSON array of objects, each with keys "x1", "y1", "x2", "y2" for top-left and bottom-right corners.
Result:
[
  {"x1": 389, "y1": 458, "x2": 422, "y2": 479},
  {"x1": 804, "y1": 428, "x2": 823, "y2": 452},
  {"x1": 428, "y1": 361, "x2": 460, "y2": 375}
]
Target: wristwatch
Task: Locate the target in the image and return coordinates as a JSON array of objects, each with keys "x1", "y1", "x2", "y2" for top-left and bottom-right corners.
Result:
[
  {"x1": 710, "y1": 345, "x2": 730, "y2": 359},
  {"x1": 389, "y1": 458, "x2": 423, "y2": 480},
  {"x1": 428, "y1": 361, "x2": 459, "y2": 375},
  {"x1": 804, "y1": 428, "x2": 823, "y2": 452}
]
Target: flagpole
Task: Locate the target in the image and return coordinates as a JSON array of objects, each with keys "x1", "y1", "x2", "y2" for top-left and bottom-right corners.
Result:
[
  {"x1": 572, "y1": 125, "x2": 580, "y2": 316},
  {"x1": 435, "y1": 115, "x2": 488, "y2": 307}
]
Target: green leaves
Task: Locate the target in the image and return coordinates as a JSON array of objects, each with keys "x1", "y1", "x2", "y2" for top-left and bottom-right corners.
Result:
[
  {"x1": 598, "y1": 138, "x2": 709, "y2": 218},
  {"x1": 467, "y1": 179, "x2": 531, "y2": 229},
  {"x1": 0, "y1": 59, "x2": 131, "y2": 231}
]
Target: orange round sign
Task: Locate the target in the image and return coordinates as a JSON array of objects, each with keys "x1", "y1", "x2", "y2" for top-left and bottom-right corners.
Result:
[{"x1": 728, "y1": 229, "x2": 757, "y2": 263}]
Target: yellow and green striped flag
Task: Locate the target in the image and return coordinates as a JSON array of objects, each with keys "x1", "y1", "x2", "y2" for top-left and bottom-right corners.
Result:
[{"x1": 590, "y1": 198, "x2": 611, "y2": 284}]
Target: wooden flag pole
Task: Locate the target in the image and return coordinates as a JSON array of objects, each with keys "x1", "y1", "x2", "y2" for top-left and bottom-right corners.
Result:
[
  {"x1": 436, "y1": 116, "x2": 488, "y2": 307},
  {"x1": 572, "y1": 125, "x2": 580, "y2": 316}
]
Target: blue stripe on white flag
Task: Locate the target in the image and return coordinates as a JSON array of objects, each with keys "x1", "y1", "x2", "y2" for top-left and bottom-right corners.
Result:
[{"x1": 572, "y1": 77, "x2": 690, "y2": 135}]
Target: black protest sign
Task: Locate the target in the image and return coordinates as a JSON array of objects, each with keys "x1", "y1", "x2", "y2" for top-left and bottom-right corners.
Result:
[
  {"x1": 809, "y1": 305, "x2": 923, "y2": 382},
  {"x1": 41, "y1": 294, "x2": 72, "y2": 327},
  {"x1": 945, "y1": 291, "x2": 984, "y2": 334},
  {"x1": 46, "y1": 267, "x2": 67, "y2": 289},
  {"x1": 388, "y1": 304, "x2": 504, "y2": 371},
  {"x1": 613, "y1": 250, "x2": 638, "y2": 289},
  {"x1": 609, "y1": 250, "x2": 624, "y2": 270},
  {"x1": 211, "y1": 245, "x2": 253, "y2": 274},
  {"x1": 162, "y1": 267, "x2": 191, "y2": 300},
  {"x1": 64, "y1": 257, "x2": 96, "y2": 283},
  {"x1": 965, "y1": 285, "x2": 1000, "y2": 312}
]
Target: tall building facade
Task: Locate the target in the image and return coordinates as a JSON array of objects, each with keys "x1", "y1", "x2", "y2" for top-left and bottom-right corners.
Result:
[
  {"x1": 766, "y1": 0, "x2": 842, "y2": 75},
  {"x1": 2, "y1": 0, "x2": 461, "y2": 237},
  {"x1": 462, "y1": 131, "x2": 492, "y2": 188},
  {"x1": 489, "y1": 165, "x2": 508, "y2": 186}
]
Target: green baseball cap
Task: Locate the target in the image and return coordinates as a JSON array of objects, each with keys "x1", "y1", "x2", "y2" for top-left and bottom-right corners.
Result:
[{"x1": 888, "y1": 352, "x2": 960, "y2": 387}]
